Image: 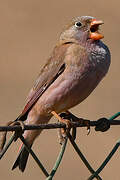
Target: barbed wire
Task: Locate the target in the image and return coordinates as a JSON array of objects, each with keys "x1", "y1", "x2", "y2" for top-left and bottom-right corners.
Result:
[{"x1": 0, "y1": 111, "x2": 120, "y2": 180}]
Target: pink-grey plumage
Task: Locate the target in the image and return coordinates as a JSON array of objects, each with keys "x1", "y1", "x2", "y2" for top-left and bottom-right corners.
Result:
[{"x1": 12, "y1": 16, "x2": 111, "y2": 172}]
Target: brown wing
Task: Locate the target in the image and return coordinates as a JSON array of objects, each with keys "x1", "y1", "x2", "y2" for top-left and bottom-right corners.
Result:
[{"x1": 16, "y1": 42, "x2": 71, "y2": 121}]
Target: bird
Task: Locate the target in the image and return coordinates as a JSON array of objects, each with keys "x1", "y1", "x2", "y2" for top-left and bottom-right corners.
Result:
[{"x1": 12, "y1": 16, "x2": 111, "y2": 172}]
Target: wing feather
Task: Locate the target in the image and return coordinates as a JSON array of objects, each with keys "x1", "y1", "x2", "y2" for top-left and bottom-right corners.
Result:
[{"x1": 16, "y1": 43, "x2": 71, "y2": 121}]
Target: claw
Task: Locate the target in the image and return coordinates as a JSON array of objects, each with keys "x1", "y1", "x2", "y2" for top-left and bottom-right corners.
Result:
[
  {"x1": 87, "y1": 128, "x2": 90, "y2": 135},
  {"x1": 51, "y1": 111, "x2": 71, "y2": 144},
  {"x1": 85, "y1": 120, "x2": 90, "y2": 135},
  {"x1": 58, "y1": 128, "x2": 67, "y2": 145},
  {"x1": 60, "y1": 111, "x2": 77, "y2": 140},
  {"x1": 58, "y1": 119, "x2": 71, "y2": 145}
]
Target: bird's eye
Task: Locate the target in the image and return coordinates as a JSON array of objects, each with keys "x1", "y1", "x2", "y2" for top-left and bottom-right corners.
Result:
[{"x1": 75, "y1": 21, "x2": 82, "y2": 27}]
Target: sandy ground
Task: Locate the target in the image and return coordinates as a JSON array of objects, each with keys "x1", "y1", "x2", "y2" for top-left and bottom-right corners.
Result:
[{"x1": 0, "y1": 0, "x2": 120, "y2": 179}]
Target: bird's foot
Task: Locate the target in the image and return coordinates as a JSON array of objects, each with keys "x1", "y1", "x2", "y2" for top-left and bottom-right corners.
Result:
[
  {"x1": 72, "y1": 117, "x2": 90, "y2": 135},
  {"x1": 51, "y1": 111, "x2": 71, "y2": 145},
  {"x1": 84, "y1": 119, "x2": 90, "y2": 135},
  {"x1": 60, "y1": 111, "x2": 77, "y2": 140},
  {"x1": 60, "y1": 111, "x2": 91, "y2": 135},
  {"x1": 65, "y1": 111, "x2": 91, "y2": 135},
  {"x1": 57, "y1": 124, "x2": 70, "y2": 145}
]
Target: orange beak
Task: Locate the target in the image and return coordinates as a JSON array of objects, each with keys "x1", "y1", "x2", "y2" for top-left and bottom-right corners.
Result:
[{"x1": 89, "y1": 19, "x2": 104, "y2": 40}]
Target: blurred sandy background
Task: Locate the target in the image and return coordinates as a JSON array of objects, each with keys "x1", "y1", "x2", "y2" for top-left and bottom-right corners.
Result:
[{"x1": 0, "y1": 0, "x2": 120, "y2": 179}]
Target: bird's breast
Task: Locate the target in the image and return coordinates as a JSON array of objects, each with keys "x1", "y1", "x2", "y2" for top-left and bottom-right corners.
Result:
[{"x1": 35, "y1": 42, "x2": 110, "y2": 115}]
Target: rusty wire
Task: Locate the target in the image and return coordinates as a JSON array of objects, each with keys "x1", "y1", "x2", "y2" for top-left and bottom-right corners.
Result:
[{"x1": 0, "y1": 112, "x2": 120, "y2": 179}]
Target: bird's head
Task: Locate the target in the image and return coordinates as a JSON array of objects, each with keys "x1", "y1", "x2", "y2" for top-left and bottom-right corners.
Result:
[{"x1": 60, "y1": 16, "x2": 104, "y2": 44}]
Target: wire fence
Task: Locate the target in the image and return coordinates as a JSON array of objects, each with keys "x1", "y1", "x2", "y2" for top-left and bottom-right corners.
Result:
[{"x1": 0, "y1": 112, "x2": 120, "y2": 180}]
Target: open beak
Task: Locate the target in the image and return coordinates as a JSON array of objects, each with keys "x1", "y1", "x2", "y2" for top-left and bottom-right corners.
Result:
[{"x1": 89, "y1": 19, "x2": 104, "y2": 40}]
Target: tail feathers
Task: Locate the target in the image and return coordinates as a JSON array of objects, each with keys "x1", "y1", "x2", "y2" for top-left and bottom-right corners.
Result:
[{"x1": 12, "y1": 144, "x2": 32, "y2": 172}]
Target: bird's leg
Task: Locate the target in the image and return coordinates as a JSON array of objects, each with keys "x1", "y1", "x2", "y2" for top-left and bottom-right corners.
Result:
[
  {"x1": 51, "y1": 111, "x2": 71, "y2": 144},
  {"x1": 51, "y1": 111, "x2": 71, "y2": 129},
  {"x1": 65, "y1": 110, "x2": 90, "y2": 135},
  {"x1": 64, "y1": 111, "x2": 77, "y2": 140}
]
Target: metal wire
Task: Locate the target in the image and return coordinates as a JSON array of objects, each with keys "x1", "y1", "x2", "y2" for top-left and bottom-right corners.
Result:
[
  {"x1": 88, "y1": 140, "x2": 120, "y2": 180},
  {"x1": 46, "y1": 138, "x2": 68, "y2": 180},
  {"x1": 67, "y1": 132, "x2": 102, "y2": 180},
  {"x1": 19, "y1": 134, "x2": 49, "y2": 177},
  {"x1": 0, "y1": 119, "x2": 120, "y2": 132},
  {"x1": 0, "y1": 112, "x2": 120, "y2": 179}
]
